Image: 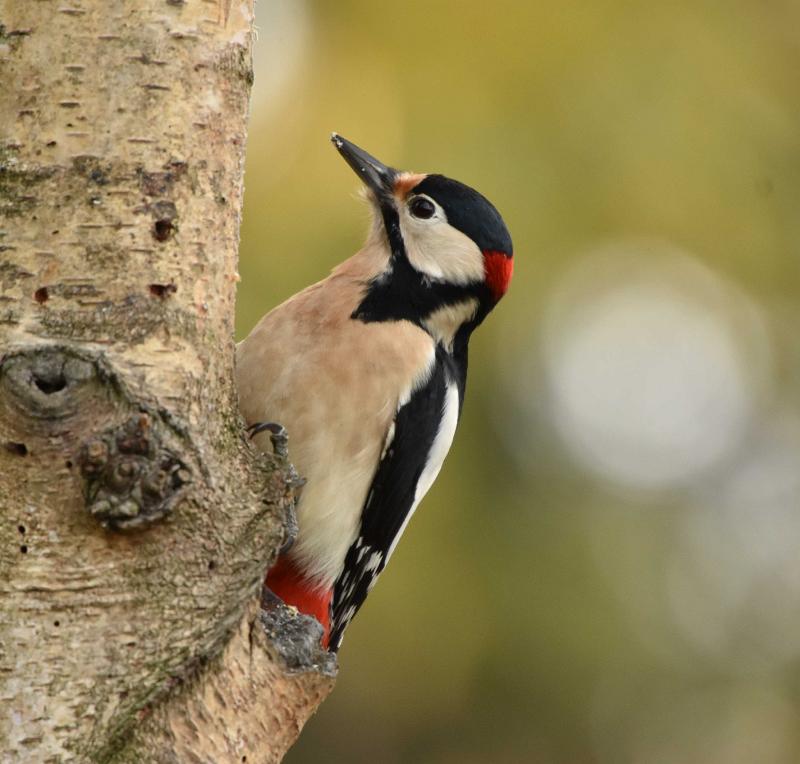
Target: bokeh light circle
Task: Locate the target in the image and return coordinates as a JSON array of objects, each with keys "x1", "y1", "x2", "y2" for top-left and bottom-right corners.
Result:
[{"x1": 540, "y1": 242, "x2": 771, "y2": 490}]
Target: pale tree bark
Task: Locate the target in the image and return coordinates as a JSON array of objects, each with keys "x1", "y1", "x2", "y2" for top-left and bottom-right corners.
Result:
[{"x1": 0, "y1": 2, "x2": 335, "y2": 762}]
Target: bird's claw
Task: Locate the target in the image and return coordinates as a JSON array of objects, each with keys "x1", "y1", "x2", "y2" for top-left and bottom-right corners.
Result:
[
  {"x1": 248, "y1": 421, "x2": 289, "y2": 461},
  {"x1": 248, "y1": 420, "x2": 304, "y2": 552}
]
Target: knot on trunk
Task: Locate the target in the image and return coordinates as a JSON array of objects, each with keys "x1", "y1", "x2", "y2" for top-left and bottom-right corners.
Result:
[
  {"x1": 260, "y1": 589, "x2": 338, "y2": 677},
  {"x1": 1, "y1": 345, "x2": 98, "y2": 421},
  {"x1": 0, "y1": 345, "x2": 193, "y2": 529},
  {"x1": 80, "y1": 413, "x2": 191, "y2": 530}
]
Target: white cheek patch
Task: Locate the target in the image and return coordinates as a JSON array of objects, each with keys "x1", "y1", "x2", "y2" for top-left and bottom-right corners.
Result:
[{"x1": 400, "y1": 210, "x2": 485, "y2": 285}]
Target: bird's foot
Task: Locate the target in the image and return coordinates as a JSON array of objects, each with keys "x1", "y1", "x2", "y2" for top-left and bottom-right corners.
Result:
[
  {"x1": 247, "y1": 421, "x2": 289, "y2": 460},
  {"x1": 247, "y1": 421, "x2": 305, "y2": 551}
]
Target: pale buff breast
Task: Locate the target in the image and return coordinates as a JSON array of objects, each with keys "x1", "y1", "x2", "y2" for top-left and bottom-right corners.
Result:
[{"x1": 236, "y1": 249, "x2": 435, "y2": 588}]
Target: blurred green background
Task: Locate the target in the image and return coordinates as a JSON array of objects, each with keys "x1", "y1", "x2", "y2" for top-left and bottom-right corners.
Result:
[{"x1": 236, "y1": 2, "x2": 800, "y2": 762}]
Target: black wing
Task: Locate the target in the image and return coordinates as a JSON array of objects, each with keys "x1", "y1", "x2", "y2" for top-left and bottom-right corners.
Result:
[{"x1": 329, "y1": 349, "x2": 457, "y2": 651}]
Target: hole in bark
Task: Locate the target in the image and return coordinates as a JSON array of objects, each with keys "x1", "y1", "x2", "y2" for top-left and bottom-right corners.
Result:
[
  {"x1": 54, "y1": 620, "x2": 61, "y2": 627},
  {"x1": 18, "y1": 525, "x2": 26, "y2": 534},
  {"x1": 34, "y1": 373, "x2": 66, "y2": 394},
  {"x1": 149, "y1": 283, "x2": 177, "y2": 298},
  {"x1": 66, "y1": 459, "x2": 73, "y2": 469},
  {"x1": 153, "y1": 219, "x2": 173, "y2": 241},
  {"x1": 208, "y1": 559, "x2": 216, "y2": 571},
  {"x1": 34, "y1": 286, "x2": 49, "y2": 303},
  {"x1": 6, "y1": 442, "x2": 28, "y2": 456},
  {"x1": 20, "y1": 545, "x2": 28, "y2": 554}
]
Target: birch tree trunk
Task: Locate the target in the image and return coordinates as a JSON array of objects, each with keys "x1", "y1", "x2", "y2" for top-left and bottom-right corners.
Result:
[{"x1": 0, "y1": 2, "x2": 335, "y2": 761}]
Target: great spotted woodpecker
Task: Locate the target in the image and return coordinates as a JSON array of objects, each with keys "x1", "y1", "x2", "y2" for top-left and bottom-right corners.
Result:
[{"x1": 236, "y1": 135, "x2": 513, "y2": 651}]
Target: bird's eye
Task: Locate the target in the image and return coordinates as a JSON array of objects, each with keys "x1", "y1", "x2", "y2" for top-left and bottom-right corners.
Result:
[{"x1": 409, "y1": 196, "x2": 436, "y2": 220}]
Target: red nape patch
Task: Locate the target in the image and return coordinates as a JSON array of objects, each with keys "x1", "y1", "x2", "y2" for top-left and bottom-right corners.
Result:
[
  {"x1": 266, "y1": 555, "x2": 333, "y2": 648},
  {"x1": 483, "y1": 250, "x2": 514, "y2": 301}
]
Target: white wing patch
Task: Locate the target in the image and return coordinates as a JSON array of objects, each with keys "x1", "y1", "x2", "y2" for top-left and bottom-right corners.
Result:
[
  {"x1": 385, "y1": 380, "x2": 461, "y2": 561},
  {"x1": 380, "y1": 420, "x2": 396, "y2": 460}
]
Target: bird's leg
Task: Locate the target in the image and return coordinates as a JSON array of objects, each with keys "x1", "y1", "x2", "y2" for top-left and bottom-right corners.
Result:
[
  {"x1": 247, "y1": 421, "x2": 304, "y2": 553},
  {"x1": 280, "y1": 498, "x2": 300, "y2": 555}
]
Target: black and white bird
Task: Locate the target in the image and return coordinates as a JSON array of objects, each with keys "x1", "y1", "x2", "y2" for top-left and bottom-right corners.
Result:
[{"x1": 236, "y1": 135, "x2": 513, "y2": 651}]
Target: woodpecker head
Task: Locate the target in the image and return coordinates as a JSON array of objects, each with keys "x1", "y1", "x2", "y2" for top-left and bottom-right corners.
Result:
[{"x1": 332, "y1": 134, "x2": 513, "y2": 341}]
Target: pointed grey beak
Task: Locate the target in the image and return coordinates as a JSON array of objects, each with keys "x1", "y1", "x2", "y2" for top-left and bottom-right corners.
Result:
[{"x1": 331, "y1": 133, "x2": 398, "y2": 199}]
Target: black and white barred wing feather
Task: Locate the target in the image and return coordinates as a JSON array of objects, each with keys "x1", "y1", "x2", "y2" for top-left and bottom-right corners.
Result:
[{"x1": 329, "y1": 353, "x2": 460, "y2": 650}]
